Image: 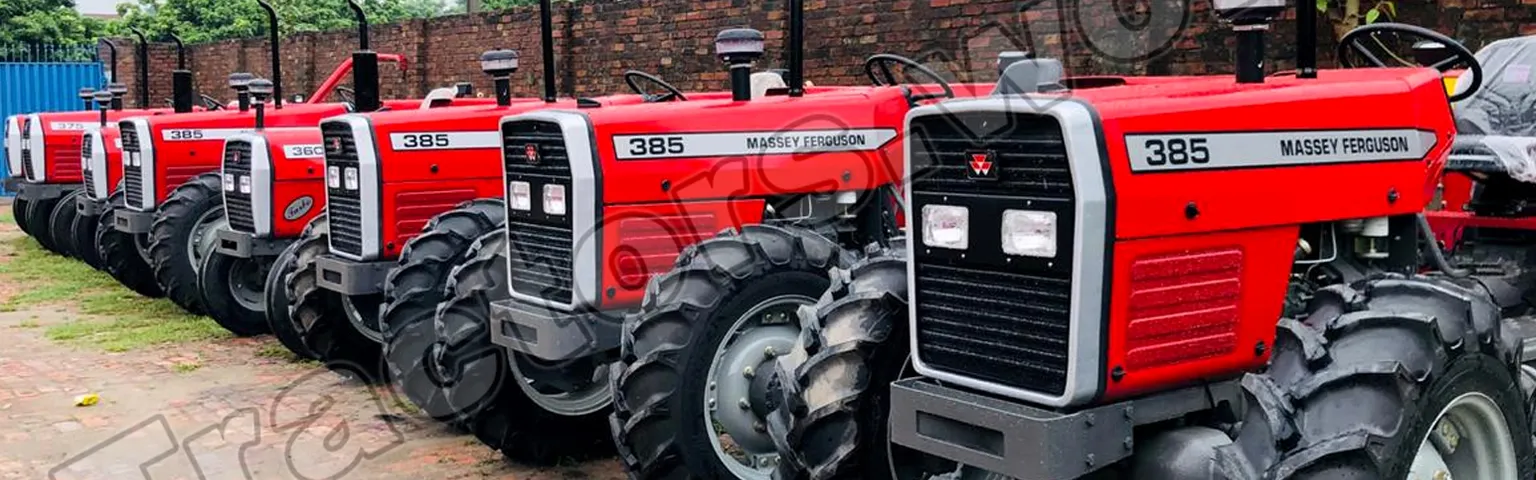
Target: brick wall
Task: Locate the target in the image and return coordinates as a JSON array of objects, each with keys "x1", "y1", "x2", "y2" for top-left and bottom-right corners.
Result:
[{"x1": 104, "y1": 0, "x2": 1536, "y2": 105}]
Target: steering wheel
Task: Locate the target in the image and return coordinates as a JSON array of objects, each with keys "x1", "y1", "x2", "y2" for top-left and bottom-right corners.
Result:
[
  {"x1": 864, "y1": 54, "x2": 954, "y2": 103},
  {"x1": 625, "y1": 70, "x2": 688, "y2": 102},
  {"x1": 200, "y1": 94, "x2": 225, "y2": 110},
  {"x1": 1337, "y1": 23, "x2": 1483, "y2": 102}
]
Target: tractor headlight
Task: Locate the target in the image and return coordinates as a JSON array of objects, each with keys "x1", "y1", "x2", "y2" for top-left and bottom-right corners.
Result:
[
  {"x1": 922, "y1": 205, "x2": 969, "y2": 250},
  {"x1": 326, "y1": 166, "x2": 341, "y2": 189},
  {"x1": 223, "y1": 173, "x2": 236, "y2": 191},
  {"x1": 239, "y1": 175, "x2": 251, "y2": 194},
  {"x1": 1001, "y1": 210, "x2": 1057, "y2": 258},
  {"x1": 343, "y1": 167, "x2": 359, "y2": 190},
  {"x1": 543, "y1": 184, "x2": 566, "y2": 216},
  {"x1": 510, "y1": 181, "x2": 532, "y2": 211}
]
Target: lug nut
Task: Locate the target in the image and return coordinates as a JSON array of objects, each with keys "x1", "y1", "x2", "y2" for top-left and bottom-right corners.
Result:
[
  {"x1": 743, "y1": 366, "x2": 756, "y2": 378},
  {"x1": 739, "y1": 398, "x2": 751, "y2": 410},
  {"x1": 764, "y1": 346, "x2": 778, "y2": 358}
]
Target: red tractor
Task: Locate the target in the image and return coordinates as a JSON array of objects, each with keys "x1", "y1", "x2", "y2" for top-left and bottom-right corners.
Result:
[
  {"x1": 274, "y1": 0, "x2": 652, "y2": 436},
  {"x1": 107, "y1": 0, "x2": 420, "y2": 314},
  {"x1": 10, "y1": 32, "x2": 203, "y2": 260},
  {"x1": 766, "y1": 7, "x2": 1532, "y2": 480}
]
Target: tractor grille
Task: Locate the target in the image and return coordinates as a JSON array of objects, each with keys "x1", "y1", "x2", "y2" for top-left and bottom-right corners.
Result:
[
  {"x1": 324, "y1": 122, "x2": 366, "y2": 258},
  {"x1": 122, "y1": 122, "x2": 144, "y2": 208},
  {"x1": 82, "y1": 131, "x2": 97, "y2": 199},
  {"x1": 502, "y1": 120, "x2": 575, "y2": 305},
  {"x1": 224, "y1": 140, "x2": 256, "y2": 233},
  {"x1": 19, "y1": 122, "x2": 34, "y2": 181},
  {"x1": 908, "y1": 111, "x2": 1076, "y2": 396}
]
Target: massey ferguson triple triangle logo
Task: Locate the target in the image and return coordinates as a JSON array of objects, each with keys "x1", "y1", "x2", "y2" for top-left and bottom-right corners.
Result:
[
  {"x1": 328, "y1": 136, "x2": 345, "y2": 153},
  {"x1": 967, "y1": 150, "x2": 997, "y2": 180},
  {"x1": 524, "y1": 144, "x2": 540, "y2": 165}
]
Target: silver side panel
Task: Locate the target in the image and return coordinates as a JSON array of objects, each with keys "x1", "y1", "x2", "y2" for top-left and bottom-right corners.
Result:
[
  {"x1": 497, "y1": 110, "x2": 599, "y2": 312},
  {"x1": 4, "y1": 116, "x2": 21, "y2": 177},
  {"x1": 85, "y1": 128, "x2": 110, "y2": 199},
  {"x1": 324, "y1": 115, "x2": 381, "y2": 261},
  {"x1": 903, "y1": 97, "x2": 1110, "y2": 409},
  {"x1": 26, "y1": 114, "x2": 44, "y2": 182}
]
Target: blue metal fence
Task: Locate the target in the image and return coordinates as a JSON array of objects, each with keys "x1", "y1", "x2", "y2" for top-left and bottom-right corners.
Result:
[{"x1": 0, "y1": 45, "x2": 106, "y2": 196}]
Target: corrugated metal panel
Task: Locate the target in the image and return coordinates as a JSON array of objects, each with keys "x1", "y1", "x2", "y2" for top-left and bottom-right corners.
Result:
[{"x1": 0, "y1": 61, "x2": 106, "y2": 196}]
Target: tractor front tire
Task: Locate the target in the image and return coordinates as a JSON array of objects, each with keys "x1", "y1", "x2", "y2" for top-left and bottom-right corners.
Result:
[
  {"x1": 287, "y1": 217, "x2": 381, "y2": 382},
  {"x1": 71, "y1": 205, "x2": 106, "y2": 271},
  {"x1": 148, "y1": 173, "x2": 224, "y2": 315},
  {"x1": 266, "y1": 217, "x2": 322, "y2": 360},
  {"x1": 198, "y1": 249, "x2": 272, "y2": 337},
  {"x1": 12, "y1": 197, "x2": 31, "y2": 236},
  {"x1": 383, "y1": 199, "x2": 504, "y2": 423},
  {"x1": 770, "y1": 243, "x2": 924, "y2": 480},
  {"x1": 611, "y1": 225, "x2": 851, "y2": 479},
  {"x1": 24, "y1": 195, "x2": 61, "y2": 254},
  {"x1": 96, "y1": 191, "x2": 163, "y2": 298},
  {"x1": 437, "y1": 230, "x2": 612, "y2": 464},
  {"x1": 1217, "y1": 276, "x2": 1536, "y2": 478},
  {"x1": 47, "y1": 190, "x2": 83, "y2": 258}
]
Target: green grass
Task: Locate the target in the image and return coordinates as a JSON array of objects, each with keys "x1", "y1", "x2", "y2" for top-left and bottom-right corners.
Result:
[
  {"x1": 172, "y1": 361, "x2": 202, "y2": 373},
  {"x1": 0, "y1": 207, "x2": 12, "y2": 225},
  {"x1": 10, "y1": 319, "x2": 40, "y2": 329},
  {"x1": 0, "y1": 237, "x2": 232, "y2": 352}
]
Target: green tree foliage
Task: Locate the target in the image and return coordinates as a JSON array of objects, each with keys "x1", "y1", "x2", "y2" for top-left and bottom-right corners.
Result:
[
  {"x1": 112, "y1": 0, "x2": 457, "y2": 44},
  {"x1": 1, "y1": 0, "x2": 109, "y2": 46},
  {"x1": 480, "y1": 0, "x2": 542, "y2": 10}
]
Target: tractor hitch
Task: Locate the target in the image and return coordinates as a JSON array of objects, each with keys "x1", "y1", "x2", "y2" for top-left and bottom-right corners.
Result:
[
  {"x1": 213, "y1": 228, "x2": 291, "y2": 259},
  {"x1": 889, "y1": 378, "x2": 1242, "y2": 480},
  {"x1": 113, "y1": 209, "x2": 154, "y2": 234},
  {"x1": 488, "y1": 299, "x2": 621, "y2": 362},
  {"x1": 314, "y1": 255, "x2": 393, "y2": 296}
]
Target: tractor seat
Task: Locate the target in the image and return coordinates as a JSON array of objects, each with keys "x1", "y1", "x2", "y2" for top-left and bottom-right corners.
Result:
[
  {"x1": 751, "y1": 72, "x2": 787, "y2": 99},
  {"x1": 420, "y1": 87, "x2": 458, "y2": 109}
]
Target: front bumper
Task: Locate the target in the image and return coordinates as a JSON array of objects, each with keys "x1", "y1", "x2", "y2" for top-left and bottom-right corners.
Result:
[
  {"x1": 114, "y1": 208, "x2": 154, "y2": 234},
  {"x1": 489, "y1": 299, "x2": 621, "y2": 361},
  {"x1": 76, "y1": 195, "x2": 102, "y2": 216},
  {"x1": 2, "y1": 177, "x2": 19, "y2": 192},
  {"x1": 16, "y1": 182, "x2": 80, "y2": 201},
  {"x1": 214, "y1": 229, "x2": 292, "y2": 259},
  {"x1": 889, "y1": 378, "x2": 1241, "y2": 480},
  {"x1": 315, "y1": 255, "x2": 393, "y2": 296}
]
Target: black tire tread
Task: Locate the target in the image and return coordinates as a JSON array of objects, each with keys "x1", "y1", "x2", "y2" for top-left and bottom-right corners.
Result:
[
  {"x1": 13, "y1": 197, "x2": 32, "y2": 236},
  {"x1": 96, "y1": 190, "x2": 163, "y2": 298},
  {"x1": 47, "y1": 190, "x2": 82, "y2": 258},
  {"x1": 266, "y1": 216, "x2": 323, "y2": 360},
  {"x1": 71, "y1": 202, "x2": 106, "y2": 271},
  {"x1": 147, "y1": 172, "x2": 223, "y2": 315},
  {"x1": 198, "y1": 249, "x2": 270, "y2": 337},
  {"x1": 285, "y1": 215, "x2": 378, "y2": 381},
  {"x1": 25, "y1": 196, "x2": 62, "y2": 254}
]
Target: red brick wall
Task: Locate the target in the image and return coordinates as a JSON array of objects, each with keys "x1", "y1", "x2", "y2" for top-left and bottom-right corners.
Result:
[{"x1": 105, "y1": 0, "x2": 1536, "y2": 105}]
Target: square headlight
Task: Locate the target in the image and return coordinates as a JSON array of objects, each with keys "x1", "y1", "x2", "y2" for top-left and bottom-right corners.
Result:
[
  {"x1": 343, "y1": 167, "x2": 359, "y2": 190},
  {"x1": 223, "y1": 173, "x2": 236, "y2": 191},
  {"x1": 1001, "y1": 210, "x2": 1057, "y2": 258},
  {"x1": 510, "y1": 181, "x2": 531, "y2": 211},
  {"x1": 238, "y1": 175, "x2": 252, "y2": 194},
  {"x1": 326, "y1": 166, "x2": 340, "y2": 189},
  {"x1": 922, "y1": 205, "x2": 969, "y2": 250},
  {"x1": 543, "y1": 184, "x2": 566, "y2": 216}
]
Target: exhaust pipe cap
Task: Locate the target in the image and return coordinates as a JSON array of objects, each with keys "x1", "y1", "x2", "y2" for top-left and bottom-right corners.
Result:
[{"x1": 481, "y1": 49, "x2": 520, "y2": 76}]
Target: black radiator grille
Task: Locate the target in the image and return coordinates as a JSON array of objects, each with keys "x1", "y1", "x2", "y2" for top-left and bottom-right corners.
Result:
[
  {"x1": 909, "y1": 111, "x2": 1076, "y2": 396},
  {"x1": 121, "y1": 122, "x2": 145, "y2": 208},
  {"x1": 81, "y1": 131, "x2": 97, "y2": 198},
  {"x1": 502, "y1": 120, "x2": 575, "y2": 305},
  {"x1": 323, "y1": 122, "x2": 365, "y2": 257},
  {"x1": 224, "y1": 140, "x2": 256, "y2": 233}
]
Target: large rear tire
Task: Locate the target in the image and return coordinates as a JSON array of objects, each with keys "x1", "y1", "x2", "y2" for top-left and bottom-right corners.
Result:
[
  {"x1": 96, "y1": 191, "x2": 163, "y2": 298},
  {"x1": 436, "y1": 229, "x2": 613, "y2": 464},
  {"x1": 611, "y1": 225, "x2": 851, "y2": 480},
  {"x1": 148, "y1": 173, "x2": 223, "y2": 315},
  {"x1": 12, "y1": 197, "x2": 31, "y2": 236},
  {"x1": 383, "y1": 199, "x2": 504, "y2": 423},
  {"x1": 265, "y1": 216, "x2": 322, "y2": 360},
  {"x1": 24, "y1": 195, "x2": 61, "y2": 254},
  {"x1": 198, "y1": 246, "x2": 272, "y2": 337},
  {"x1": 286, "y1": 217, "x2": 381, "y2": 382},
  {"x1": 1217, "y1": 276, "x2": 1536, "y2": 478},
  {"x1": 47, "y1": 190, "x2": 82, "y2": 258},
  {"x1": 71, "y1": 204, "x2": 106, "y2": 271}
]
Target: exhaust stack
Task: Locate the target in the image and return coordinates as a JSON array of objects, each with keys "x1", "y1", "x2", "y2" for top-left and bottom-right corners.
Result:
[
  {"x1": 94, "y1": 91, "x2": 114, "y2": 126},
  {"x1": 1214, "y1": 0, "x2": 1284, "y2": 84},
  {"x1": 230, "y1": 73, "x2": 254, "y2": 112},
  {"x1": 257, "y1": 0, "x2": 284, "y2": 109},
  {"x1": 129, "y1": 27, "x2": 150, "y2": 108},
  {"x1": 100, "y1": 40, "x2": 118, "y2": 89},
  {"x1": 169, "y1": 33, "x2": 194, "y2": 113},
  {"x1": 481, "y1": 50, "x2": 520, "y2": 107},
  {"x1": 250, "y1": 79, "x2": 274, "y2": 130},
  {"x1": 716, "y1": 29, "x2": 766, "y2": 102},
  {"x1": 348, "y1": 0, "x2": 382, "y2": 112},
  {"x1": 107, "y1": 83, "x2": 128, "y2": 111},
  {"x1": 787, "y1": 0, "x2": 804, "y2": 97},
  {"x1": 540, "y1": 0, "x2": 556, "y2": 103}
]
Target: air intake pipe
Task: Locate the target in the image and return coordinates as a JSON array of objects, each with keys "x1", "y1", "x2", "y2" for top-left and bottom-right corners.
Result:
[
  {"x1": 348, "y1": 0, "x2": 381, "y2": 112},
  {"x1": 716, "y1": 29, "x2": 765, "y2": 102},
  {"x1": 169, "y1": 33, "x2": 194, "y2": 113},
  {"x1": 257, "y1": 0, "x2": 285, "y2": 109},
  {"x1": 481, "y1": 50, "x2": 520, "y2": 107}
]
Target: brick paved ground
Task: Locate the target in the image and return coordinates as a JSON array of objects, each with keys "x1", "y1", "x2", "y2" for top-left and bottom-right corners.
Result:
[{"x1": 0, "y1": 217, "x2": 623, "y2": 480}]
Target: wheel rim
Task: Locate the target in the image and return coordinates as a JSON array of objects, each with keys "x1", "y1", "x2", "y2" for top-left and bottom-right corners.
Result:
[
  {"x1": 705, "y1": 294, "x2": 812, "y2": 479},
  {"x1": 507, "y1": 353, "x2": 611, "y2": 416},
  {"x1": 1410, "y1": 392, "x2": 1519, "y2": 480},
  {"x1": 343, "y1": 295, "x2": 384, "y2": 343},
  {"x1": 226, "y1": 256, "x2": 269, "y2": 312},
  {"x1": 185, "y1": 211, "x2": 223, "y2": 275}
]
